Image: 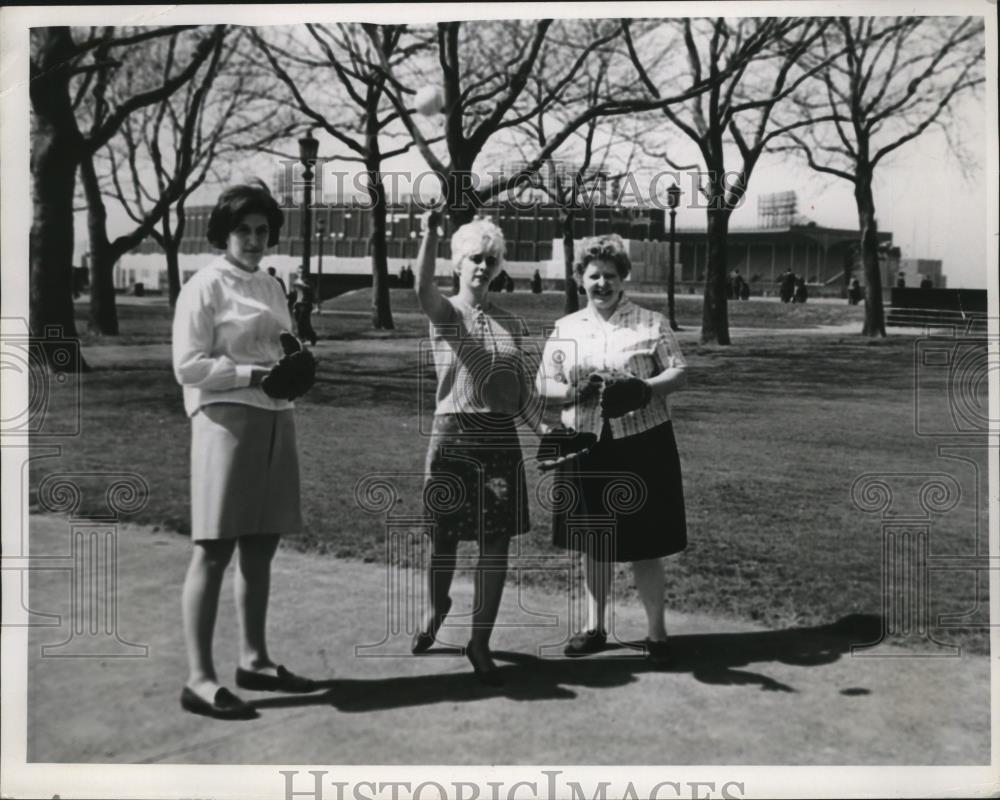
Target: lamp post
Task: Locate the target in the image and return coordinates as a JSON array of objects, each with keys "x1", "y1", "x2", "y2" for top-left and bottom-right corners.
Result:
[
  {"x1": 298, "y1": 129, "x2": 319, "y2": 275},
  {"x1": 315, "y1": 217, "x2": 326, "y2": 313},
  {"x1": 666, "y1": 183, "x2": 682, "y2": 331}
]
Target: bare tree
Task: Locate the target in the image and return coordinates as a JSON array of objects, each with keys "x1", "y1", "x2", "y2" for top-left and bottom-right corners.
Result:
[
  {"x1": 624, "y1": 17, "x2": 838, "y2": 345},
  {"x1": 372, "y1": 19, "x2": 720, "y2": 227},
  {"x1": 78, "y1": 26, "x2": 230, "y2": 333},
  {"x1": 252, "y1": 23, "x2": 433, "y2": 330},
  {"x1": 97, "y1": 28, "x2": 296, "y2": 310},
  {"x1": 775, "y1": 16, "x2": 986, "y2": 337},
  {"x1": 507, "y1": 27, "x2": 645, "y2": 314},
  {"x1": 29, "y1": 25, "x2": 222, "y2": 367}
]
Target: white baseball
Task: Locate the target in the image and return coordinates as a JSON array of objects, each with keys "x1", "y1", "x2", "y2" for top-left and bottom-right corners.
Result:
[{"x1": 414, "y1": 85, "x2": 444, "y2": 117}]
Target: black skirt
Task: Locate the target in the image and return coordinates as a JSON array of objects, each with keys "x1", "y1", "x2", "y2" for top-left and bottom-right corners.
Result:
[{"x1": 551, "y1": 420, "x2": 687, "y2": 562}]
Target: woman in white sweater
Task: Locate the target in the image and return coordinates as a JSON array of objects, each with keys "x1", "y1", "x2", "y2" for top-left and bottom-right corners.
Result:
[{"x1": 172, "y1": 181, "x2": 318, "y2": 720}]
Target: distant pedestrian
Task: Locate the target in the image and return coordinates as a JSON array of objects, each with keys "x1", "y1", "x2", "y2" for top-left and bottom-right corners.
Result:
[
  {"x1": 779, "y1": 270, "x2": 795, "y2": 303},
  {"x1": 739, "y1": 279, "x2": 750, "y2": 301},
  {"x1": 848, "y1": 278, "x2": 863, "y2": 305},
  {"x1": 267, "y1": 266, "x2": 286, "y2": 296},
  {"x1": 730, "y1": 270, "x2": 745, "y2": 301},
  {"x1": 896, "y1": 273, "x2": 906, "y2": 289},
  {"x1": 291, "y1": 267, "x2": 318, "y2": 346},
  {"x1": 530, "y1": 269, "x2": 543, "y2": 294},
  {"x1": 792, "y1": 276, "x2": 808, "y2": 304},
  {"x1": 489, "y1": 268, "x2": 510, "y2": 293}
]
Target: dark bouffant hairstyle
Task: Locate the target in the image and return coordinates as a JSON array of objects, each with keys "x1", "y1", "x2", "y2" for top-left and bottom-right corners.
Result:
[
  {"x1": 573, "y1": 234, "x2": 632, "y2": 279},
  {"x1": 206, "y1": 180, "x2": 284, "y2": 250}
]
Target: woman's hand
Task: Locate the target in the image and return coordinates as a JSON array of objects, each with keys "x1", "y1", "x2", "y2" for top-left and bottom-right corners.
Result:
[
  {"x1": 420, "y1": 207, "x2": 443, "y2": 236},
  {"x1": 415, "y1": 205, "x2": 451, "y2": 324},
  {"x1": 248, "y1": 367, "x2": 270, "y2": 388}
]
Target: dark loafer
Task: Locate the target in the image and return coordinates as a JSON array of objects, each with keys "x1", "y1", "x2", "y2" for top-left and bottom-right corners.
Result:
[
  {"x1": 642, "y1": 638, "x2": 672, "y2": 665},
  {"x1": 235, "y1": 665, "x2": 319, "y2": 693},
  {"x1": 564, "y1": 629, "x2": 608, "y2": 657},
  {"x1": 411, "y1": 597, "x2": 453, "y2": 655},
  {"x1": 180, "y1": 686, "x2": 257, "y2": 720}
]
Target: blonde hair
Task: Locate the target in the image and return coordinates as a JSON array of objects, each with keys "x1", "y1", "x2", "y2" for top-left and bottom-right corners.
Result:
[{"x1": 450, "y1": 217, "x2": 506, "y2": 270}]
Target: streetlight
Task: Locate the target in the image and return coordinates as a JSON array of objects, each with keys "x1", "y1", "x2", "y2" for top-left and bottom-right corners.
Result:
[
  {"x1": 298, "y1": 129, "x2": 319, "y2": 275},
  {"x1": 666, "y1": 183, "x2": 682, "y2": 332},
  {"x1": 315, "y1": 217, "x2": 326, "y2": 314}
]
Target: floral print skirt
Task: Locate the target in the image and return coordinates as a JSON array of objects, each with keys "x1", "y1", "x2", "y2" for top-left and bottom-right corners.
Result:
[{"x1": 424, "y1": 414, "x2": 530, "y2": 543}]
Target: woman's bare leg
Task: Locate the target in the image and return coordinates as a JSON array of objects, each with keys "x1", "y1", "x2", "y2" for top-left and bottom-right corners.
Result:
[{"x1": 182, "y1": 539, "x2": 236, "y2": 699}]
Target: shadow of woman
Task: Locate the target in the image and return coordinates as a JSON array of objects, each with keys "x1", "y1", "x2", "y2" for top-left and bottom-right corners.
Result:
[{"x1": 249, "y1": 613, "x2": 882, "y2": 712}]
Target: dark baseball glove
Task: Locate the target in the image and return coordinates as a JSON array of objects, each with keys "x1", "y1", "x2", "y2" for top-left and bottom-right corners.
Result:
[
  {"x1": 573, "y1": 371, "x2": 613, "y2": 404},
  {"x1": 535, "y1": 426, "x2": 599, "y2": 471},
  {"x1": 600, "y1": 376, "x2": 652, "y2": 419},
  {"x1": 261, "y1": 332, "x2": 316, "y2": 401}
]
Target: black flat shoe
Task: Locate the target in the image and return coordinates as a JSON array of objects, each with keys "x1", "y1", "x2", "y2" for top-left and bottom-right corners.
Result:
[
  {"x1": 466, "y1": 641, "x2": 504, "y2": 687},
  {"x1": 235, "y1": 665, "x2": 319, "y2": 693},
  {"x1": 411, "y1": 597, "x2": 453, "y2": 655},
  {"x1": 180, "y1": 686, "x2": 257, "y2": 720},
  {"x1": 564, "y1": 629, "x2": 608, "y2": 657},
  {"x1": 642, "y1": 638, "x2": 672, "y2": 665}
]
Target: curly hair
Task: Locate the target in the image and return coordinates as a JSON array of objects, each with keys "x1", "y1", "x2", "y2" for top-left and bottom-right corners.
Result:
[
  {"x1": 573, "y1": 233, "x2": 631, "y2": 279},
  {"x1": 206, "y1": 180, "x2": 284, "y2": 250},
  {"x1": 450, "y1": 217, "x2": 506, "y2": 271}
]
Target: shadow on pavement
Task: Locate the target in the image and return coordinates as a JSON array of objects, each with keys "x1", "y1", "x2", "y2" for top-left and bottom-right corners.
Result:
[{"x1": 250, "y1": 614, "x2": 882, "y2": 712}]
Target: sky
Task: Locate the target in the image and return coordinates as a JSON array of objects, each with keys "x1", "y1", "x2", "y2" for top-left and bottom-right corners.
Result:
[{"x1": 62, "y1": 5, "x2": 994, "y2": 290}]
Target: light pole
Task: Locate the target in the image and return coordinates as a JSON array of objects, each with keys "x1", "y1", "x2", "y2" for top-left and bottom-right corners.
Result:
[
  {"x1": 298, "y1": 129, "x2": 319, "y2": 275},
  {"x1": 315, "y1": 217, "x2": 326, "y2": 313},
  {"x1": 667, "y1": 183, "x2": 682, "y2": 331}
]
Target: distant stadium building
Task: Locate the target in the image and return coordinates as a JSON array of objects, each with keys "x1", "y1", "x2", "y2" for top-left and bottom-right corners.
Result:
[{"x1": 125, "y1": 188, "x2": 898, "y2": 295}]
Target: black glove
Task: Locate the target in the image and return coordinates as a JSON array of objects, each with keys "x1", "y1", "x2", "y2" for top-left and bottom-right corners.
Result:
[
  {"x1": 600, "y1": 376, "x2": 652, "y2": 419},
  {"x1": 261, "y1": 332, "x2": 317, "y2": 401},
  {"x1": 535, "y1": 426, "x2": 599, "y2": 471},
  {"x1": 573, "y1": 371, "x2": 612, "y2": 404}
]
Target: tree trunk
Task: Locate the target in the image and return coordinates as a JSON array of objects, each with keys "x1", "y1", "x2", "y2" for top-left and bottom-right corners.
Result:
[
  {"x1": 855, "y1": 171, "x2": 886, "y2": 337},
  {"x1": 165, "y1": 245, "x2": 181, "y2": 307},
  {"x1": 446, "y1": 158, "x2": 479, "y2": 227},
  {"x1": 700, "y1": 207, "x2": 732, "y2": 345},
  {"x1": 87, "y1": 250, "x2": 119, "y2": 335},
  {"x1": 365, "y1": 161, "x2": 395, "y2": 330},
  {"x1": 79, "y1": 155, "x2": 119, "y2": 335},
  {"x1": 559, "y1": 209, "x2": 579, "y2": 314},
  {"x1": 28, "y1": 28, "x2": 87, "y2": 370},
  {"x1": 160, "y1": 212, "x2": 183, "y2": 307}
]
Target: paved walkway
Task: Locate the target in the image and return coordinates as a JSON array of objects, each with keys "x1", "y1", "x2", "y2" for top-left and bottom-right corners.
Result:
[{"x1": 24, "y1": 514, "x2": 989, "y2": 765}]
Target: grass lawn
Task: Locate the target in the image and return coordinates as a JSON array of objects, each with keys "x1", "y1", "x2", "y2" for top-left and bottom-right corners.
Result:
[{"x1": 36, "y1": 289, "x2": 987, "y2": 653}]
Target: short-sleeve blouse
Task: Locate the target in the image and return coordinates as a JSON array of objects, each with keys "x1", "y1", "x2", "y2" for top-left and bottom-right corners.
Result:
[{"x1": 538, "y1": 297, "x2": 686, "y2": 439}]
